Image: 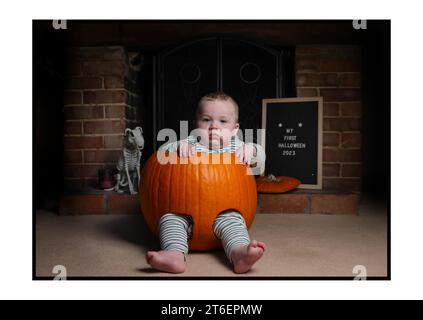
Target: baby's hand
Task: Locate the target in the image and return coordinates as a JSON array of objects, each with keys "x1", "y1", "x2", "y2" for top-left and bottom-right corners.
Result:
[
  {"x1": 178, "y1": 141, "x2": 194, "y2": 157},
  {"x1": 236, "y1": 143, "x2": 256, "y2": 165}
]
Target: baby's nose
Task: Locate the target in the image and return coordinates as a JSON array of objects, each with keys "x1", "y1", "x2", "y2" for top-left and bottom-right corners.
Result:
[{"x1": 210, "y1": 121, "x2": 220, "y2": 129}]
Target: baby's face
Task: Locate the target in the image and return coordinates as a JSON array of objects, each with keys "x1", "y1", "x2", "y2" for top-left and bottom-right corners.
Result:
[{"x1": 193, "y1": 100, "x2": 239, "y2": 149}]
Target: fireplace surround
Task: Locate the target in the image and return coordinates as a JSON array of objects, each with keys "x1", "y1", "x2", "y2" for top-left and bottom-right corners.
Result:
[{"x1": 34, "y1": 21, "x2": 390, "y2": 215}]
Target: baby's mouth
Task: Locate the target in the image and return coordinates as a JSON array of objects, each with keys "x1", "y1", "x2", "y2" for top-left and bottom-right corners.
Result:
[
  {"x1": 209, "y1": 134, "x2": 223, "y2": 147},
  {"x1": 209, "y1": 133, "x2": 220, "y2": 139}
]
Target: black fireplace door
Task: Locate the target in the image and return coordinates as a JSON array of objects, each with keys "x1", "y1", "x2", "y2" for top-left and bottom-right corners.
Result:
[{"x1": 156, "y1": 37, "x2": 283, "y2": 148}]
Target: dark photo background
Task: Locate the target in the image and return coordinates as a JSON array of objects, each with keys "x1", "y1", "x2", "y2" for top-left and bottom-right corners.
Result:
[{"x1": 360, "y1": 21, "x2": 390, "y2": 199}]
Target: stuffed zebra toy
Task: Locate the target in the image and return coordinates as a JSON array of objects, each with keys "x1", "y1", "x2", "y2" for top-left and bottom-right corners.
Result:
[{"x1": 113, "y1": 127, "x2": 144, "y2": 194}]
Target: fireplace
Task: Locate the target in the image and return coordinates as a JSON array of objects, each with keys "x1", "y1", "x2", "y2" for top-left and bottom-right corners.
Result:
[{"x1": 34, "y1": 20, "x2": 390, "y2": 215}]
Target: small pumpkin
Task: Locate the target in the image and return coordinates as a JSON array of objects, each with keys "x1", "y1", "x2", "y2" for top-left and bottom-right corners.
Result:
[
  {"x1": 256, "y1": 174, "x2": 301, "y2": 193},
  {"x1": 139, "y1": 151, "x2": 257, "y2": 251}
]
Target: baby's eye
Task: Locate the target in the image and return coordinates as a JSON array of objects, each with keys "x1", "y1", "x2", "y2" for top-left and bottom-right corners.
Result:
[
  {"x1": 220, "y1": 120, "x2": 227, "y2": 123},
  {"x1": 201, "y1": 118, "x2": 210, "y2": 122}
]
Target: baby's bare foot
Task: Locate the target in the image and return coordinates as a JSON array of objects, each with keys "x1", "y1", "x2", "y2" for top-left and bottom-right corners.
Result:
[
  {"x1": 231, "y1": 240, "x2": 266, "y2": 274},
  {"x1": 146, "y1": 250, "x2": 186, "y2": 274}
]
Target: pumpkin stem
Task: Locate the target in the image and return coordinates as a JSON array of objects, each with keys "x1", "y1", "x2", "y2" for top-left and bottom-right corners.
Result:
[{"x1": 265, "y1": 174, "x2": 281, "y2": 182}]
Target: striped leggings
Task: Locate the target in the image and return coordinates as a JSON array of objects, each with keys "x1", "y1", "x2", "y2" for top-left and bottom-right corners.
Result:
[{"x1": 159, "y1": 210, "x2": 250, "y2": 262}]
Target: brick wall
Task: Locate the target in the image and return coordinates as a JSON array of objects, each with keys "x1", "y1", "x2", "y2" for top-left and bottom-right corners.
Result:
[
  {"x1": 61, "y1": 45, "x2": 361, "y2": 193},
  {"x1": 63, "y1": 46, "x2": 142, "y2": 191},
  {"x1": 295, "y1": 46, "x2": 362, "y2": 191}
]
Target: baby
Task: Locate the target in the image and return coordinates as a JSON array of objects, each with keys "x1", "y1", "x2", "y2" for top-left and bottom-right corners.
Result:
[{"x1": 146, "y1": 92, "x2": 266, "y2": 274}]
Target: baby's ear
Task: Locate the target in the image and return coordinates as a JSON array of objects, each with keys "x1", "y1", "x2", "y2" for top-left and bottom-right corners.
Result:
[{"x1": 232, "y1": 124, "x2": 239, "y2": 136}]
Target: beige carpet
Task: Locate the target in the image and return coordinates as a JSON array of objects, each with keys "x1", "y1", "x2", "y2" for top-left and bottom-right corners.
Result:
[{"x1": 35, "y1": 197, "x2": 388, "y2": 278}]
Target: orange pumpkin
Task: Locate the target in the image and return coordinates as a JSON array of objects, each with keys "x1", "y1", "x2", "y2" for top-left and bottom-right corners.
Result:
[
  {"x1": 139, "y1": 151, "x2": 257, "y2": 251},
  {"x1": 256, "y1": 174, "x2": 301, "y2": 193}
]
